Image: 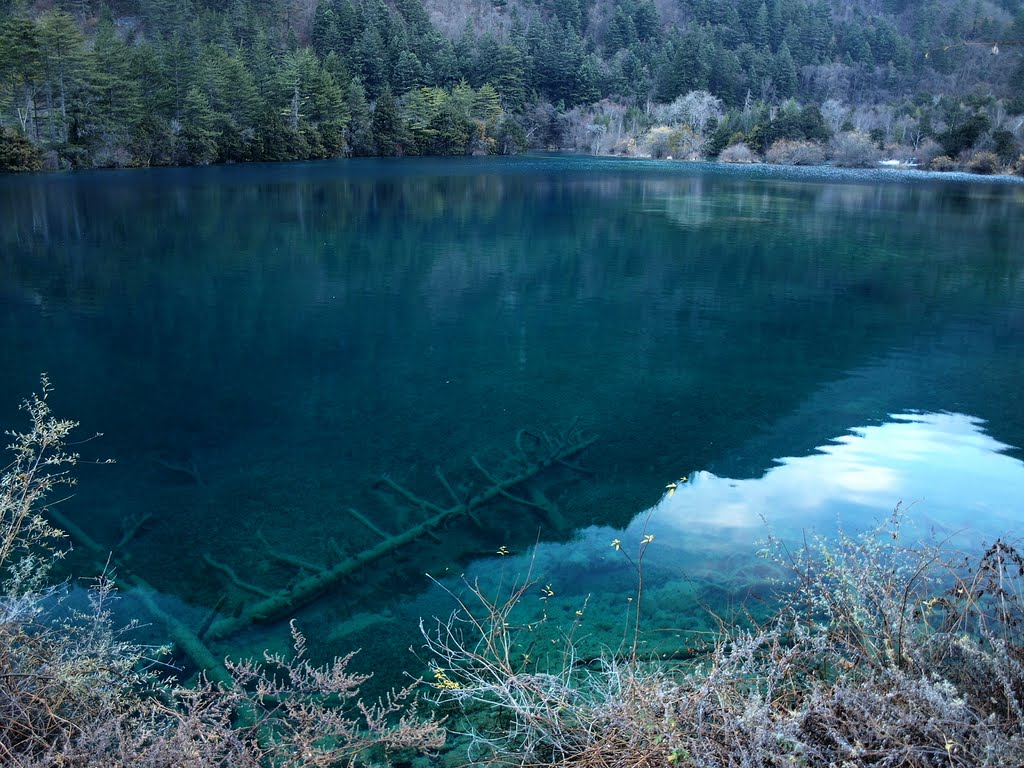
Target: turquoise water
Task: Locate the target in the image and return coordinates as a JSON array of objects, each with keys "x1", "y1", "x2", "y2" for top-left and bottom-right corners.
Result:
[{"x1": 1, "y1": 156, "x2": 1023, "y2": 687}]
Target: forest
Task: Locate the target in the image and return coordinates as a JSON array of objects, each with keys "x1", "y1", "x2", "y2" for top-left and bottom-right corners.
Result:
[{"x1": 1, "y1": 0, "x2": 1022, "y2": 170}]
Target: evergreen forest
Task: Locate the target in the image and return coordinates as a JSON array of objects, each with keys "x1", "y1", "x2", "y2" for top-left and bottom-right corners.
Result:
[{"x1": 1, "y1": 0, "x2": 1022, "y2": 170}]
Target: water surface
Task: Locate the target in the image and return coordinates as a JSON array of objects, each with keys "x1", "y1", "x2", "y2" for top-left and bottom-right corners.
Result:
[{"x1": 2, "y1": 156, "x2": 1022, "y2": 683}]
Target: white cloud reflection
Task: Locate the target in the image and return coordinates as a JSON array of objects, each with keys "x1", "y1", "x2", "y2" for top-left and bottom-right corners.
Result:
[{"x1": 639, "y1": 412, "x2": 1023, "y2": 546}]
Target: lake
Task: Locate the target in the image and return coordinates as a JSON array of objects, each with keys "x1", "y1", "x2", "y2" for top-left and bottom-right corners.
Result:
[{"x1": 2, "y1": 155, "x2": 1023, "y2": 687}]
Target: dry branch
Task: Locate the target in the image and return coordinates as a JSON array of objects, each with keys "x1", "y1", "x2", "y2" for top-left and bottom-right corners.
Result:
[
  {"x1": 346, "y1": 507, "x2": 391, "y2": 540},
  {"x1": 151, "y1": 454, "x2": 204, "y2": 486}
]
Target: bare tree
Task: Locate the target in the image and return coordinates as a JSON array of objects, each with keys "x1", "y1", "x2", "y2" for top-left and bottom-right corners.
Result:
[{"x1": 820, "y1": 98, "x2": 848, "y2": 135}]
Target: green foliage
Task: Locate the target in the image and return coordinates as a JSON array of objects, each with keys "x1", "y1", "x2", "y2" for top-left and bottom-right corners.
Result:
[
  {"x1": 345, "y1": 77, "x2": 373, "y2": 155},
  {"x1": 371, "y1": 85, "x2": 404, "y2": 155},
  {"x1": 747, "y1": 104, "x2": 830, "y2": 153},
  {"x1": 992, "y1": 129, "x2": 1019, "y2": 164},
  {"x1": 0, "y1": 127, "x2": 42, "y2": 170},
  {"x1": 939, "y1": 112, "x2": 992, "y2": 158},
  {"x1": 0, "y1": 0, "x2": 1020, "y2": 168},
  {"x1": 176, "y1": 86, "x2": 220, "y2": 164}
]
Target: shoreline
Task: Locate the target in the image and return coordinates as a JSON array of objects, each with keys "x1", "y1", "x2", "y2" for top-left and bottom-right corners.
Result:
[{"x1": 4, "y1": 150, "x2": 1024, "y2": 188}]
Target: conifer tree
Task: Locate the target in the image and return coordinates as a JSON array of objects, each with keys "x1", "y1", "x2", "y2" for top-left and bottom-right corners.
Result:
[
  {"x1": 0, "y1": 17, "x2": 43, "y2": 137},
  {"x1": 371, "y1": 84, "x2": 403, "y2": 155},
  {"x1": 37, "y1": 11, "x2": 87, "y2": 147},
  {"x1": 177, "y1": 85, "x2": 219, "y2": 163}
]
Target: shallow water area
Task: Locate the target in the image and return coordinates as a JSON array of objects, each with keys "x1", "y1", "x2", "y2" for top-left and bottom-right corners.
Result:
[{"x1": 1, "y1": 155, "x2": 1022, "y2": 692}]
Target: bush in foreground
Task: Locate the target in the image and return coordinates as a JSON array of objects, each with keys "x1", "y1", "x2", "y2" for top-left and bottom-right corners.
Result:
[
  {"x1": 966, "y1": 151, "x2": 1002, "y2": 175},
  {"x1": 423, "y1": 512, "x2": 1024, "y2": 767},
  {"x1": 830, "y1": 131, "x2": 881, "y2": 167},
  {"x1": 0, "y1": 129, "x2": 43, "y2": 173}
]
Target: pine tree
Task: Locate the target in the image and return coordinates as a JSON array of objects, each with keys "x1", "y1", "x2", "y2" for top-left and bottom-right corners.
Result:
[
  {"x1": 487, "y1": 44, "x2": 526, "y2": 111},
  {"x1": 402, "y1": 85, "x2": 444, "y2": 150},
  {"x1": 353, "y1": 23, "x2": 388, "y2": 98},
  {"x1": 371, "y1": 84, "x2": 403, "y2": 154},
  {"x1": 177, "y1": 85, "x2": 219, "y2": 163},
  {"x1": 472, "y1": 83, "x2": 501, "y2": 122},
  {"x1": 90, "y1": 14, "x2": 142, "y2": 154},
  {"x1": 772, "y1": 42, "x2": 798, "y2": 98},
  {"x1": 605, "y1": 7, "x2": 637, "y2": 54},
  {"x1": 428, "y1": 96, "x2": 469, "y2": 153},
  {"x1": 0, "y1": 17, "x2": 43, "y2": 138},
  {"x1": 345, "y1": 77, "x2": 373, "y2": 155},
  {"x1": 311, "y1": 0, "x2": 337, "y2": 57},
  {"x1": 37, "y1": 11, "x2": 87, "y2": 147},
  {"x1": 752, "y1": 3, "x2": 769, "y2": 49},
  {"x1": 393, "y1": 49, "x2": 424, "y2": 92}
]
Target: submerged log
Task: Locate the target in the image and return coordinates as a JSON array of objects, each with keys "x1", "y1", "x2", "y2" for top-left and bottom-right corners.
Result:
[
  {"x1": 44, "y1": 508, "x2": 231, "y2": 685},
  {"x1": 205, "y1": 422, "x2": 597, "y2": 641}
]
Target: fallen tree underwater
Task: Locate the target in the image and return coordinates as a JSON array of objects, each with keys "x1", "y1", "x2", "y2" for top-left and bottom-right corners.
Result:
[
  {"x1": 203, "y1": 421, "x2": 597, "y2": 641},
  {"x1": 54, "y1": 420, "x2": 598, "y2": 679}
]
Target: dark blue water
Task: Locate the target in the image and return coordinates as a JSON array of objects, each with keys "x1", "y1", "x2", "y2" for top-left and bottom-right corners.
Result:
[{"x1": 2, "y1": 155, "x2": 1023, "y2": 685}]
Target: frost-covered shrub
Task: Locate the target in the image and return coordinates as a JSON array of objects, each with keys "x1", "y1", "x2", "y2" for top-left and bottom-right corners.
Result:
[
  {"x1": 765, "y1": 138, "x2": 826, "y2": 165},
  {"x1": 829, "y1": 130, "x2": 880, "y2": 167},
  {"x1": 880, "y1": 143, "x2": 917, "y2": 164},
  {"x1": 718, "y1": 142, "x2": 759, "y2": 163},
  {"x1": 611, "y1": 136, "x2": 637, "y2": 155}
]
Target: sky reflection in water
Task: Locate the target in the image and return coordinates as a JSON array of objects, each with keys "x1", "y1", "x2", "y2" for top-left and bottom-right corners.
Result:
[
  {"x1": 442, "y1": 412, "x2": 1024, "y2": 662},
  {"x1": 655, "y1": 412, "x2": 1023, "y2": 543}
]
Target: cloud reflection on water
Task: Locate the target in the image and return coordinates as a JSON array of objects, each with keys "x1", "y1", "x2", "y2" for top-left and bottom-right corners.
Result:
[{"x1": 642, "y1": 412, "x2": 1022, "y2": 547}]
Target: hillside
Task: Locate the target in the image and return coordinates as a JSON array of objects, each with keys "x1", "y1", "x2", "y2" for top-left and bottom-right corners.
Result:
[{"x1": 1, "y1": 0, "x2": 1022, "y2": 169}]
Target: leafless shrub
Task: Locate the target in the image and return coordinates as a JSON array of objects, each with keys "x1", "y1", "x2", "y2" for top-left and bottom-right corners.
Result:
[
  {"x1": 717, "y1": 143, "x2": 759, "y2": 164},
  {"x1": 830, "y1": 130, "x2": 881, "y2": 167},
  {"x1": 912, "y1": 138, "x2": 944, "y2": 167},
  {"x1": 641, "y1": 126, "x2": 674, "y2": 159},
  {"x1": 1, "y1": 375, "x2": 77, "y2": 595},
  {"x1": 423, "y1": 509, "x2": 1024, "y2": 767},
  {"x1": 931, "y1": 154, "x2": 956, "y2": 171},
  {"x1": 765, "y1": 138, "x2": 826, "y2": 166},
  {"x1": 640, "y1": 125, "x2": 705, "y2": 160},
  {"x1": 967, "y1": 150, "x2": 1002, "y2": 174}
]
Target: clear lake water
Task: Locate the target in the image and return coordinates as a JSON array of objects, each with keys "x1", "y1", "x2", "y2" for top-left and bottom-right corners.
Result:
[{"x1": 2, "y1": 154, "x2": 1023, "y2": 692}]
